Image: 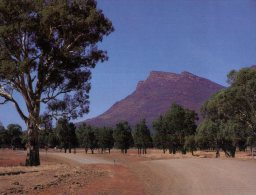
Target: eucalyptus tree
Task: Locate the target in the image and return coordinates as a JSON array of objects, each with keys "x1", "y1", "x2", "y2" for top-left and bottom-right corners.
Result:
[
  {"x1": 76, "y1": 123, "x2": 97, "y2": 154},
  {"x1": 153, "y1": 115, "x2": 169, "y2": 153},
  {"x1": 85, "y1": 126, "x2": 97, "y2": 154},
  {"x1": 197, "y1": 67, "x2": 256, "y2": 157},
  {"x1": 133, "y1": 119, "x2": 152, "y2": 154},
  {"x1": 154, "y1": 104, "x2": 198, "y2": 154},
  {"x1": 0, "y1": 0, "x2": 113, "y2": 165},
  {"x1": 113, "y1": 121, "x2": 134, "y2": 154},
  {"x1": 56, "y1": 118, "x2": 77, "y2": 153},
  {"x1": 197, "y1": 91, "x2": 237, "y2": 157},
  {"x1": 96, "y1": 127, "x2": 114, "y2": 154},
  {"x1": 225, "y1": 67, "x2": 256, "y2": 147}
]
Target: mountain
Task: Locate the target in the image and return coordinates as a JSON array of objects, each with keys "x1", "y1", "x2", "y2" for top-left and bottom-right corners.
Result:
[{"x1": 84, "y1": 71, "x2": 225, "y2": 129}]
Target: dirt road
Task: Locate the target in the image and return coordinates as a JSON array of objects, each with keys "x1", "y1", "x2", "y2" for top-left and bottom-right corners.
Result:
[
  {"x1": 47, "y1": 152, "x2": 114, "y2": 165},
  {"x1": 47, "y1": 151, "x2": 256, "y2": 195},
  {"x1": 142, "y1": 158, "x2": 256, "y2": 195},
  {"x1": 2, "y1": 150, "x2": 256, "y2": 195}
]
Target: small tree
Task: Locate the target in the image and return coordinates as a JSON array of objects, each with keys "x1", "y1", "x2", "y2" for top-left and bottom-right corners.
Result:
[
  {"x1": 6, "y1": 124, "x2": 23, "y2": 149},
  {"x1": 104, "y1": 127, "x2": 115, "y2": 154},
  {"x1": 68, "y1": 122, "x2": 77, "y2": 153},
  {"x1": 113, "y1": 121, "x2": 133, "y2": 154},
  {"x1": 133, "y1": 119, "x2": 152, "y2": 154},
  {"x1": 153, "y1": 116, "x2": 169, "y2": 153},
  {"x1": 56, "y1": 118, "x2": 77, "y2": 153},
  {"x1": 56, "y1": 118, "x2": 69, "y2": 153},
  {"x1": 48, "y1": 130, "x2": 60, "y2": 148},
  {"x1": 87, "y1": 128, "x2": 97, "y2": 154},
  {"x1": 96, "y1": 127, "x2": 114, "y2": 154},
  {"x1": 77, "y1": 124, "x2": 97, "y2": 154},
  {"x1": 153, "y1": 104, "x2": 198, "y2": 154},
  {"x1": 76, "y1": 124, "x2": 86, "y2": 150}
]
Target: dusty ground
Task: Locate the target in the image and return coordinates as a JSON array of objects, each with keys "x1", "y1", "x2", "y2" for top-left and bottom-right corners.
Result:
[
  {"x1": 142, "y1": 158, "x2": 256, "y2": 195},
  {"x1": 0, "y1": 149, "x2": 256, "y2": 195},
  {"x1": 0, "y1": 149, "x2": 146, "y2": 195}
]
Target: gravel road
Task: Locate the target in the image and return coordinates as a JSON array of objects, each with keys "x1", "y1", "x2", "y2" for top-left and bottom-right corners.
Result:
[
  {"x1": 143, "y1": 158, "x2": 256, "y2": 195},
  {"x1": 47, "y1": 152, "x2": 256, "y2": 195}
]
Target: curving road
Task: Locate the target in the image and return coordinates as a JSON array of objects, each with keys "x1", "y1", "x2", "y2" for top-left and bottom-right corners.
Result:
[{"x1": 45, "y1": 152, "x2": 256, "y2": 195}]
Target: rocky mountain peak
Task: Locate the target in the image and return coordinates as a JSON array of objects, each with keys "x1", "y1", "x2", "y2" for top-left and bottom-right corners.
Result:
[
  {"x1": 148, "y1": 71, "x2": 180, "y2": 81},
  {"x1": 84, "y1": 70, "x2": 225, "y2": 130}
]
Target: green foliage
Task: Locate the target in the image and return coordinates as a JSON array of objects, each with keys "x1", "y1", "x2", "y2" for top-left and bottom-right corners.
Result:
[
  {"x1": 133, "y1": 119, "x2": 152, "y2": 154},
  {"x1": 153, "y1": 116, "x2": 169, "y2": 153},
  {"x1": 85, "y1": 127, "x2": 97, "y2": 154},
  {"x1": 56, "y1": 118, "x2": 77, "y2": 153},
  {"x1": 113, "y1": 121, "x2": 134, "y2": 153},
  {"x1": 196, "y1": 118, "x2": 218, "y2": 149},
  {"x1": 76, "y1": 123, "x2": 97, "y2": 153},
  {"x1": 0, "y1": 123, "x2": 24, "y2": 148},
  {"x1": 184, "y1": 135, "x2": 196, "y2": 155},
  {"x1": 0, "y1": 0, "x2": 113, "y2": 165},
  {"x1": 0, "y1": 0, "x2": 114, "y2": 120},
  {"x1": 153, "y1": 104, "x2": 198, "y2": 154},
  {"x1": 38, "y1": 130, "x2": 49, "y2": 148},
  {"x1": 0, "y1": 124, "x2": 7, "y2": 147},
  {"x1": 197, "y1": 95, "x2": 240, "y2": 157},
  {"x1": 197, "y1": 67, "x2": 256, "y2": 157},
  {"x1": 76, "y1": 124, "x2": 87, "y2": 148},
  {"x1": 6, "y1": 124, "x2": 23, "y2": 149},
  {"x1": 48, "y1": 131, "x2": 60, "y2": 148},
  {"x1": 95, "y1": 127, "x2": 114, "y2": 153}
]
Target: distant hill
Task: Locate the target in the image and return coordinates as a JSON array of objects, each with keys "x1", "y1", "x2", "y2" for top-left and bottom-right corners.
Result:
[{"x1": 84, "y1": 71, "x2": 225, "y2": 129}]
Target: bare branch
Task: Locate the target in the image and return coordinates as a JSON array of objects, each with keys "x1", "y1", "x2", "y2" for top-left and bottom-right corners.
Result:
[
  {"x1": 41, "y1": 89, "x2": 72, "y2": 103},
  {"x1": 0, "y1": 99, "x2": 9, "y2": 105},
  {"x1": 11, "y1": 98, "x2": 28, "y2": 122},
  {"x1": 0, "y1": 86, "x2": 28, "y2": 122}
]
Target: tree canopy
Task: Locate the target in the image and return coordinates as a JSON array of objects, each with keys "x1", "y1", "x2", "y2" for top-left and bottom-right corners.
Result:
[
  {"x1": 56, "y1": 118, "x2": 77, "y2": 153},
  {"x1": 113, "y1": 121, "x2": 134, "y2": 154},
  {"x1": 133, "y1": 119, "x2": 152, "y2": 154},
  {"x1": 153, "y1": 103, "x2": 198, "y2": 154},
  {"x1": 197, "y1": 67, "x2": 256, "y2": 157},
  {"x1": 95, "y1": 127, "x2": 114, "y2": 153}
]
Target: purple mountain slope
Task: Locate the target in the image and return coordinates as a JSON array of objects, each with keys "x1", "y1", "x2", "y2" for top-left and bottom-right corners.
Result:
[{"x1": 84, "y1": 71, "x2": 225, "y2": 128}]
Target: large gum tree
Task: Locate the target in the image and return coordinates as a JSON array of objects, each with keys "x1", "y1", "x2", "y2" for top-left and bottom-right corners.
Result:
[{"x1": 0, "y1": 0, "x2": 113, "y2": 166}]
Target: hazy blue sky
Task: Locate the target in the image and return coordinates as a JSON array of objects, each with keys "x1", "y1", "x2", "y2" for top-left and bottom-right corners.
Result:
[{"x1": 1, "y1": 0, "x2": 256, "y2": 128}]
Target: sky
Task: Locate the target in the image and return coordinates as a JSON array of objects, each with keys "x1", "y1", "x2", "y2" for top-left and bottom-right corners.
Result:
[{"x1": 1, "y1": 0, "x2": 256, "y2": 129}]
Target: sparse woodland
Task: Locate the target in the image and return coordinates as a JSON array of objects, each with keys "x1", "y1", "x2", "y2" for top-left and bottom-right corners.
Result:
[
  {"x1": 0, "y1": 0, "x2": 255, "y2": 168},
  {"x1": 1, "y1": 66, "x2": 256, "y2": 159}
]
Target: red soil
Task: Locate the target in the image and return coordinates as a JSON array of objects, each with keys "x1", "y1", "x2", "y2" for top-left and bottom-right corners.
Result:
[{"x1": 0, "y1": 149, "x2": 26, "y2": 166}]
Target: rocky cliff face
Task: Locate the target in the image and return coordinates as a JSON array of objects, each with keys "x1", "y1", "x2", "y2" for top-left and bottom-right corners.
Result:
[{"x1": 84, "y1": 71, "x2": 224, "y2": 129}]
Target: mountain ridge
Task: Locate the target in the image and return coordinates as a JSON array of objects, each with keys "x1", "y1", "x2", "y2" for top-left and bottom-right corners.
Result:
[{"x1": 84, "y1": 70, "x2": 225, "y2": 129}]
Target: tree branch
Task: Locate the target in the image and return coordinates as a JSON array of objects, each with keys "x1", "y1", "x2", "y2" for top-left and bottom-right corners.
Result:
[
  {"x1": 0, "y1": 86, "x2": 28, "y2": 122},
  {"x1": 65, "y1": 34, "x2": 85, "y2": 51}
]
